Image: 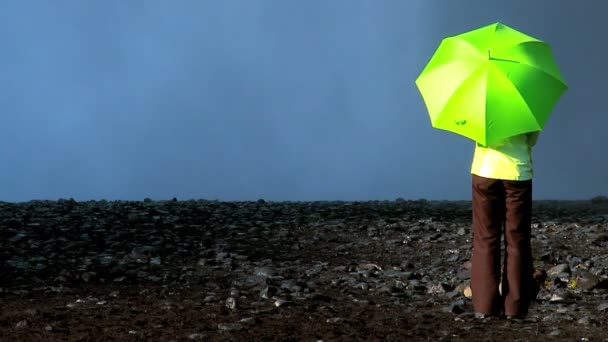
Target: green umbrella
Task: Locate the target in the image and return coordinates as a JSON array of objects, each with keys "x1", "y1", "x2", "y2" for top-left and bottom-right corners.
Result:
[{"x1": 415, "y1": 22, "x2": 568, "y2": 146}]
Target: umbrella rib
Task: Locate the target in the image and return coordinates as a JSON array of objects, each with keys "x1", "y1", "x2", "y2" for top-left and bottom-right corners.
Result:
[
  {"x1": 509, "y1": 41, "x2": 567, "y2": 84},
  {"x1": 489, "y1": 57, "x2": 520, "y2": 64}
]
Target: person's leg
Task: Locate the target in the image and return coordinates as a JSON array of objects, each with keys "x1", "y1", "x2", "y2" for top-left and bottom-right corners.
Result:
[
  {"x1": 502, "y1": 179, "x2": 533, "y2": 317},
  {"x1": 471, "y1": 175, "x2": 505, "y2": 315}
]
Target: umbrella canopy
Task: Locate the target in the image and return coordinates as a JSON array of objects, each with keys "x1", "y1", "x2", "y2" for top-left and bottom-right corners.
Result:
[{"x1": 415, "y1": 22, "x2": 568, "y2": 146}]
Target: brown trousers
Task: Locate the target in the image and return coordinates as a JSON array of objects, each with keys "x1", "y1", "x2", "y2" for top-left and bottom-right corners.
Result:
[{"x1": 471, "y1": 174, "x2": 533, "y2": 316}]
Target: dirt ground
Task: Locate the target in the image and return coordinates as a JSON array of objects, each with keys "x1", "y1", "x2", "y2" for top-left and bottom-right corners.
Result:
[{"x1": 1, "y1": 199, "x2": 608, "y2": 341}]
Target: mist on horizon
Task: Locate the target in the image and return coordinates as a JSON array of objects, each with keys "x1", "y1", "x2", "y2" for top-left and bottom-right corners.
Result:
[{"x1": 1, "y1": 0, "x2": 606, "y2": 203}]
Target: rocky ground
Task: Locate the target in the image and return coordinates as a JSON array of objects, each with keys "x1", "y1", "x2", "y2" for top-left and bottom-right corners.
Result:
[{"x1": 1, "y1": 198, "x2": 608, "y2": 341}]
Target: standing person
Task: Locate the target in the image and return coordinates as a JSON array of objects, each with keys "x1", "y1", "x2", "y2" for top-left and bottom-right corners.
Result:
[{"x1": 470, "y1": 131, "x2": 539, "y2": 319}]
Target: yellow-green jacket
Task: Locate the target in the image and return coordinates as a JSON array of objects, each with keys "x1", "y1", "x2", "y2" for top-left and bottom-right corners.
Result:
[{"x1": 471, "y1": 132, "x2": 539, "y2": 181}]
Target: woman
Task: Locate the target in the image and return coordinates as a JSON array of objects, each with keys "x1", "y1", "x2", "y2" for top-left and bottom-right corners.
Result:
[{"x1": 470, "y1": 131, "x2": 539, "y2": 319}]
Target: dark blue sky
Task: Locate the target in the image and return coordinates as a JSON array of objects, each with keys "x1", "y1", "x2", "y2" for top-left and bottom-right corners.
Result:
[{"x1": 0, "y1": 0, "x2": 605, "y2": 202}]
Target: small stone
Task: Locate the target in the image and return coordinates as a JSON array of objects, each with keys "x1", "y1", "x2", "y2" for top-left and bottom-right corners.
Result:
[
  {"x1": 215, "y1": 252, "x2": 231, "y2": 262},
  {"x1": 81, "y1": 272, "x2": 95, "y2": 282},
  {"x1": 542, "y1": 314, "x2": 560, "y2": 322},
  {"x1": 382, "y1": 270, "x2": 411, "y2": 278},
  {"x1": 597, "y1": 302, "x2": 608, "y2": 312},
  {"x1": 577, "y1": 317, "x2": 591, "y2": 325},
  {"x1": 225, "y1": 297, "x2": 237, "y2": 310},
  {"x1": 273, "y1": 297, "x2": 289, "y2": 307},
  {"x1": 549, "y1": 291, "x2": 571, "y2": 303},
  {"x1": 400, "y1": 260, "x2": 415, "y2": 269},
  {"x1": 23, "y1": 309, "x2": 38, "y2": 316},
  {"x1": 556, "y1": 272, "x2": 571, "y2": 282},
  {"x1": 217, "y1": 323, "x2": 243, "y2": 332},
  {"x1": 548, "y1": 264, "x2": 570, "y2": 277},
  {"x1": 447, "y1": 299, "x2": 465, "y2": 314},
  {"x1": 332, "y1": 265, "x2": 348, "y2": 272},
  {"x1": 393, "y1": 280, "x2": 407, "y2": 290},
  {"x1": 358, "y1": 263, "x2": 382, "y2": 271},
  {"x1": 376, "y1": 286, "x2": 392, "y2": 295},
  {"x1": 254, "y1": 266, "x2": 277, "y2": 278},
  {"x1": 353, "y1": 282, "x2": 369, "y2": 291},
  {"x1": 260, "y1": 286, "x2": 276, "y2": 299},
  {"x1": 457, "y1": 227, "x2": 466, "y2": 236},
  {"x1": 549, "y1": 329, "x2": 561, "y2": 337},
  {"x1": 427, "y1": 283, "x2": 448, "y2": 295},
  {"x1": 9, "y1": 233, "x2": 27, "y2": 243},
  {"x1": 575, "y1": 271, "x2": 601, "y2": 291},
  {"x1": 408, "y1": 279, "x2": 420, "y2": 288},
  {"x1": 446, "y1": 254, "x2": 459, "y2": 262},
  {"x1": 281, "y1": 279, "x2": 302, "y2": 292},
  {"x1": 15, "y1": 320, "x2": 28, "y2": 329},
  {"x1": 239, "y1": 317, "x2": 255, "y2": 324},
  {"x1": 203, "y1": 295, "x2": 218, "y2": 303}
]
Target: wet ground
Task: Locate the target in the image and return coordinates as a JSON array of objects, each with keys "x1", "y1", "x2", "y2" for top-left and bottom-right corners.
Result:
[{"x1": 1, "y1": 198, "x2": 608, "y2": 341}]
